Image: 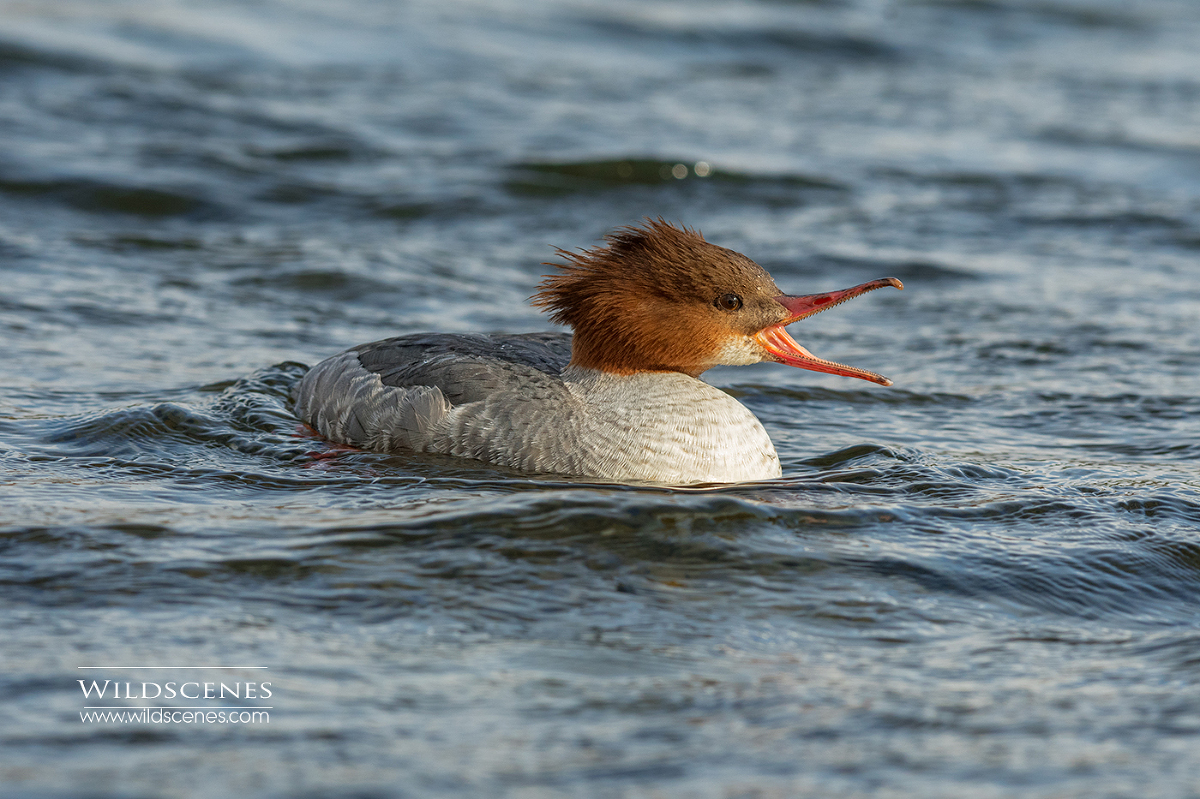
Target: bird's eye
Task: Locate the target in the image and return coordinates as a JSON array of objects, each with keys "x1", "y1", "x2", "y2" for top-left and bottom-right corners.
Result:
[{"x1": 715, "y1": 293, "x2": 743, "y2": 311}]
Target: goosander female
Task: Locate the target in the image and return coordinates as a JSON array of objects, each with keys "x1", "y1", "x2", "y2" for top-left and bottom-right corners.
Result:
[{"x1": 293, "y1": 220, "x2": 901, "y2": 484}]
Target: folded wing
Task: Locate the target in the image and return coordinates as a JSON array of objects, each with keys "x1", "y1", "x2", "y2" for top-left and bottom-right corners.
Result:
[{"x1": 293, "y1": 332, "x2": 573, "y2": 452}]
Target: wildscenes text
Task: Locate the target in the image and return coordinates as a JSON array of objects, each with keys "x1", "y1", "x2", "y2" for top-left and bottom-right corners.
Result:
[{"x1": 78, "y1": 680, "x2": 272, "y2": 699}]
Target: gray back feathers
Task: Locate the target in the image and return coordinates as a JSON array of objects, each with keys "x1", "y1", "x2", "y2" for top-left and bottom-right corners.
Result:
[{"x1": 293, "y1": 333, "x2": 572, "y2": 452}]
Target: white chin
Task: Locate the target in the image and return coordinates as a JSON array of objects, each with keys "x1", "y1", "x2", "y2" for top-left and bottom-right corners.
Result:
[{"x1": 712, "y1": 336, "x2": 767, "y2": 367}]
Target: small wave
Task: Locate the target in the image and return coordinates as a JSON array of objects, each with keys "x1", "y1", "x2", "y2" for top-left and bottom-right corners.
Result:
[
  {"x1": 915, "y1": 0, "x2": 1147, "y2": 31},
  {"x1": 991, "y1": 392, "x2": 1200, "y2": 459},
  {"x1": 800, "y1": 443, "x2": 904, "y2": 469},
  {"x1": 1114, "y1": 496, "x2": 1200, "y2": 525},
  {"x1": 24, "y1": 363, "x2": 311, "y2": 466},
  {"x1": 0, "y1": 172, "x2": 221, "y2": 218},
  {"x1": 1016, "y1": 210, "x2": 1187, "y2": 231},
  {"x1": 257, "y1": 180, "x2": 352, "y2": 205},
  {"x1": 1132, "y1": 634, "x2": 1200, "y2": 673},
  {"x1": 742, "y1": 384, "x2": 976, "y2": 407},
  {"x1": 76, "y1": 233, "x2": 204, "y2": 252},
  {"x1": 835, "y1": 489, "x2": 1200, "y2": 620},
  {"x1": 1037, "y1": 126, "x2": 1200, "y2": 160},
  {"x1": 0, "y1": 38, "x2": 95, "y2": 73},
  {"x1": 368, "y1": 200, "x2": 440, "y2": 221},
  {"x1": 585, "y1": 17, "x2": 902, "y2": 61},
  {"x1": 231, "y1": 269, "x2": 399, "y2": 301},
  {"x1": 802, "y1": 253, "x2": 981, "y2": 283},
  {"x1": 505, "y1": 158, "x2": 846, "y2": 196},
  {"x1": 245, "y1": 139, "x2": 378, "y2": 163}
]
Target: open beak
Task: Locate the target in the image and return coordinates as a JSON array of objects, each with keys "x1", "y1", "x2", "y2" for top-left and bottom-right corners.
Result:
[{"x1": 753, "y1": 277, "x2": 903, "y2": 386}]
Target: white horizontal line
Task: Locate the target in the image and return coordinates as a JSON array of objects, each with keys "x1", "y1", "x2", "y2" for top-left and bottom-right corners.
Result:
[{"x1": 77, "y1": 666, "x2": 269, "y2": 669}]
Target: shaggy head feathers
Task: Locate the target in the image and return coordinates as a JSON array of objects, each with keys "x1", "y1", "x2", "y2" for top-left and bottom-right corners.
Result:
[{"x1": 533, "y1": 220, "x2": 789, "y2": 376}]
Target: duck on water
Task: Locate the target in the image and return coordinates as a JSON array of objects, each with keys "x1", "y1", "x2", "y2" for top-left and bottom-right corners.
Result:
[{"x1": 293, "y1": 220, "x2": 902, "y2": 484}]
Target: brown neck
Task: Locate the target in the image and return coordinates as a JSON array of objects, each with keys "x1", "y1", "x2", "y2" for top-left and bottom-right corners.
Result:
[{"x1": 566, "y1": 313, "x2": 713, "y2": 378}]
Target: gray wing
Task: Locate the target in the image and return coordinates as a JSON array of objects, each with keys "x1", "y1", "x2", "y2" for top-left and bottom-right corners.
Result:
[
  {"x1": 356, "y1": 332, "x2": 571, "y2": 404},
  {"x1": 293, "y1": 332, "x2": 574, "y2": 452}
]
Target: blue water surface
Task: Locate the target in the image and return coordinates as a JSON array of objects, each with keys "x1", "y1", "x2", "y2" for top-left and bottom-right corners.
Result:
[{"x1": 2, "y1": 1, "x2": 1200, "y2": 796}]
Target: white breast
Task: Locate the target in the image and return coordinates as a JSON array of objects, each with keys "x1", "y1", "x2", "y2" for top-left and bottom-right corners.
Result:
[{"x1": 428, "y1": 367, "x2": 782, "y2": 484}]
